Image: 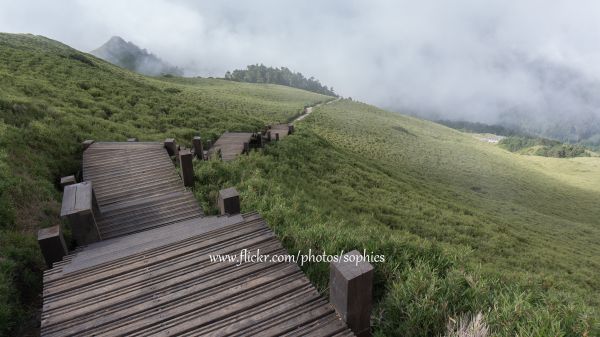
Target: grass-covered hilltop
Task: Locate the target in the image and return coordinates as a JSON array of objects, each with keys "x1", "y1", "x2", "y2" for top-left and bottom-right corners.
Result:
[{"x1": 1, "y1": 33, "x2": 599, "y2": 336}]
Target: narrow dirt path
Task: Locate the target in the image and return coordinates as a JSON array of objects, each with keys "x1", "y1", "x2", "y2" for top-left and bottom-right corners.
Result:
[{"x1": 292, "y1": 97, "x2": 341, "y2": 124}]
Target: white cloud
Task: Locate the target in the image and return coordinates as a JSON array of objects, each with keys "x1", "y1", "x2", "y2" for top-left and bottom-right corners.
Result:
[{"x1": 2, "y1": 0, "x2": 600, "y2": 133}]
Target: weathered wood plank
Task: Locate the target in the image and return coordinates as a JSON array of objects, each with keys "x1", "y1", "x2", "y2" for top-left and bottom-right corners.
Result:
[
  {"x1": 208, "y1": 132, "x2": 254, "y2": 161},
  {"x1": 43, "y1": 141, "x2": 353, "y2": 336}
]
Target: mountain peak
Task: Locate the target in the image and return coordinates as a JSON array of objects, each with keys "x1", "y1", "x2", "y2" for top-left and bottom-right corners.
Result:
[
  {"x1": 91, "y1": 36, "x2": 183, "y2": 76},
  {"x1": 108, "y1": 35, "x2": 125, "y2": 43}
]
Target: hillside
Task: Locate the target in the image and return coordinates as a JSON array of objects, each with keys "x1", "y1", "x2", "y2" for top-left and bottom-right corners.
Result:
[
  {"x1": 196, "y1": 100, "x2": 600, "y2": 336},
  {"x1": 90, "y1": 36, "x2": 183, "y2": 76},
  {"x1": 1, "y1": 33, "x2": 599, "y2": 336},
  {"x1": 0, "y1": 33, "x2": 329, "y2": 335}
]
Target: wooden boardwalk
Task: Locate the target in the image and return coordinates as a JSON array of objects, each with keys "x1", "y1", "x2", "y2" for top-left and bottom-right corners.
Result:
[
  {"x1": 270, "y1": 124, "x2": 291, "y2": 141},
  {"x1": 208, "y1": 125, "x2": 291, "y2": 162},
  {"x1": 42, "y1": 141, "x2": 354, "y2": 336},
  {"x1": 208, "y1": 132, "x2": 253, "y2": 161},
  {"x1": 82, "y1": 142, "x2": 203, "y2": 239},
  {"x1": 42, "y1": 212, "x2": 352, "y2": 336}
]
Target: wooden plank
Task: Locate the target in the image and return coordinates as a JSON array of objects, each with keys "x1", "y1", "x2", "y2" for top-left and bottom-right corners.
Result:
[
  {"x1": 41, "y1": 216, "x2": 353, "y2": 336},
  {"x1": 209, "y1": 132, "x2": 254, "y2": 161},
  {"x1": 109, "y1": 272, "x2": 309, "y2": 336},
  {"x1": 44, "y1": 215, "x2": 257, "y2": 284},
  {"x1": 43, "y1": 222, "x2": 274, "y2": 296},
  {"x1": 43, "y1": 251, "x2": 286, "y2": 331},
  {"x1": 45, "y1": 141, "x2": 353, "y2": 336},
  {"x1": 199, "y1": 287, "x2": 323, "y2": 336}
]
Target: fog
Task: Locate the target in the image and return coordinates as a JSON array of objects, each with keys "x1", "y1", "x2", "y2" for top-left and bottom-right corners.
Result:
[{"x1": 2, "y1": 0, "x2": 600, "y2": 139}]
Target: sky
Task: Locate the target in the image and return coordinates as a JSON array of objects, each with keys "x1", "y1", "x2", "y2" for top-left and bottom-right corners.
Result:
[{"x1": 2, "y1": 0, "x2": 600, "y2": 131}]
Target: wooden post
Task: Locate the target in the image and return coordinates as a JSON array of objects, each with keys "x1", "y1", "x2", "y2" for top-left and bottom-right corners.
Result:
[
  {"x1": 38, "y1": 225, "x2": 67, "y2": 268},
  {"x1": 258, "y1": 134, "x2": 264, "y2": 148},
  {"x1": 82, "y1": 140, "x2": 94, "y2": 151},
  {"x1": 243, "y1": 142, "x2": 250, "y2": 155},
  {"x1": 193, "y1": 136, "x2": 204, "y2": 159},
  {"x1": 275, "y1": 133, "x2": 280, "y2": 141},
  {"x1": 60, "y1": 175, "x2": 77, "y2": 190},
  {"x1": 218, "y1": 187, "x2": 240, "y2": 215},
  {"x1": 127, "y1": 138, "x2": 138, "y2": 142},
  {"x1": 330, "y1": 250, "x2": 374, "y2": 337},
  {"x1": 267, "y1": 131, "x2": 272, "y2": 142},
  {"x1": 164, "y1": 138, "x2": 178, "y2": 157},
  {"x1": 179, "y1": 149, "x2": 194, "y2": 187},
  {"x1": 288, "y1": 124, "x2": 295, "y2": 134},
  {"x1": 60, "y1": 182, "x2": 101, "y2": 246}
]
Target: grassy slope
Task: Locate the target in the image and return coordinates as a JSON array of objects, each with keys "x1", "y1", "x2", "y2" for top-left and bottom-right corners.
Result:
[
  {"x1": 1, "y1": 33, "x2": 599, "y2": 336},
  {"x1": 308, "y1": 101, "x2": 600, "y2": 289},
  {"x1": 0, "y1": 33, "x2": 329, "y2": 335},
  {"x1": 194, "y1": 100, "x2": 600, "y2": 336}
]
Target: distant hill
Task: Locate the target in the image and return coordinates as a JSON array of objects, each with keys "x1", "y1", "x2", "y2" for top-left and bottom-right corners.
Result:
[
  {"x1": 225, "y1": 64, "x2": 337, "y2": 96},
  {"x1": 397, "y1": 53, "x2": 600, "y2": 149},
  {"x1": 436, "y1": 120, "x2": 525, "y2": 137},
  {"x1": 495, "y1": 56, "x2": 600, "y2": 147},
  {"x1": 90, "y1": 36, "x2": 183, "y2": 76},
  {"x1": 437, "y1": 119, "x2": 592, "y2": 157}
]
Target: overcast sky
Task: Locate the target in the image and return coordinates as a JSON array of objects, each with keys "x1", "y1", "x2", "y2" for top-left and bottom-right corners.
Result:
[{"x1": 2, "y1": 0, "x2": 600, "y2": 127}]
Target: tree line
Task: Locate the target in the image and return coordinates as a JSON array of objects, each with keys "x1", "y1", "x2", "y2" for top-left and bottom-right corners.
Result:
[
  {"x1": 224, "y1": 64, "x2": 337, "y2": 96},
  {"x1": 499, "y1": 136, "x2": 590, "y2": 158}
]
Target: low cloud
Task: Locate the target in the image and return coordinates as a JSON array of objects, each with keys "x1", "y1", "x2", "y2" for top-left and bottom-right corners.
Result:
[{"x1": 2, "y1": 0, "x2": 600, "y2": 138}]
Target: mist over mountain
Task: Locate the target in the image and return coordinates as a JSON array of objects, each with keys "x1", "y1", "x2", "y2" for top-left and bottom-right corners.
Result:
[
  {"x1": 90, "y1": 36, "x2": 183, "y2": 76},
  {"x1": 7, "y1": 1, "x2": 600, "y2": 145},
  {"x1": 497, "y1": 57, "x2": 600, "y2": 146},
  {"x1": 388, "y1": 52, "x2": 600, "y2": 146}
]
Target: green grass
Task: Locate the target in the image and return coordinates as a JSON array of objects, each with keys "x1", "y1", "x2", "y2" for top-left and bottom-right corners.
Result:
[
  {"x1": 1, "y1": 33, "x2": 599, "y2": 336},
  {"x1": 0, "y1": 33, "x2": 329, "y2": 336},
  {"x1": 193, "y1": 100, "x2": 600, "y2": 336}
]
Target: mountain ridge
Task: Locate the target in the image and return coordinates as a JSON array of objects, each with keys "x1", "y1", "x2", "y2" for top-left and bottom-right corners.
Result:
[{"x1": 90, "y1": 36, "x2": 183, "y2": 76}]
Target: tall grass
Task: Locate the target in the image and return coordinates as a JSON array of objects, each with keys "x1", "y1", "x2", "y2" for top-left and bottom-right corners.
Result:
[
  {"x1": 1, "y1": 33, "x2": 599, "y2": 336},
  {"x1": 191, "y1": 101, "x2": 599, "y2": 336},
  {"x1": 0, "y1": 33, "x2": 329, "y2": 336}
]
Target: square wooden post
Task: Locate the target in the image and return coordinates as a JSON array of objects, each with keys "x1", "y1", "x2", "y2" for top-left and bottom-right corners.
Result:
[
  {"x1": 288, "y1": 124, "x2": 295, "y2": 134},
  {"x1": 60, "y1": 175, "x2": 76, "y2": 190},
  {"x1": 179, "y1": 149, "x2": 194, "y2": 187},
  {"x1": 243, "y1": 142, "x2": 250, "y2": 155},
  {"x1": 60, "y1": 182, "x2": 101, "y2": 246},
  {"x1": 164, "y1": 138, "x2": 178, "y2": 157},
  {"x1": 330, "y1": 250, "x2": 374, "y2": 337},
  {"x1": 193, "y1": 136, "x2": 204, "y2": 159},
  {"x1": 275, "y1": 133, "x2": 280, "y2": 141},
  {"x1": 218, "y1": 187, "x2": 240, "y2": 215},
  {"x1": 38, "y1": 225, "x2": 67, "y2": 268}
]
